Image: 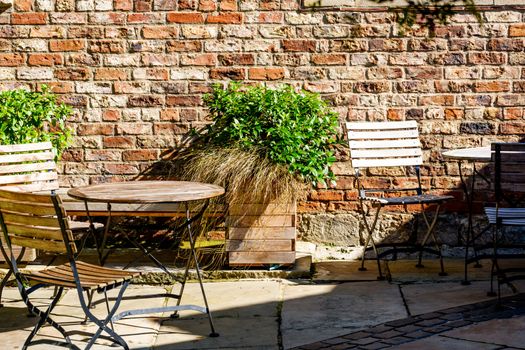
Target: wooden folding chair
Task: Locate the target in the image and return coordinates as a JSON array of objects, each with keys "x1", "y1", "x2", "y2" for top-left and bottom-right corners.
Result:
[
  {"x1": 484, "y1": 143, "x2": 525, "y2": 301},
  {"x1": 0, "y1": 142, "x2": 103, "y2": 307},
  {"x1": 346, "y1": 121, "x2": 453, "y2": 279},
  {"x1": 0, "y1": 189, "x2": 140, "y2": 350}
]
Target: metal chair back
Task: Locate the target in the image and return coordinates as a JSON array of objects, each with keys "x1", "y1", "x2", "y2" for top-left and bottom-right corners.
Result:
[{"x1": 493, "y1": 143, "x2": 525, "y2": 206}]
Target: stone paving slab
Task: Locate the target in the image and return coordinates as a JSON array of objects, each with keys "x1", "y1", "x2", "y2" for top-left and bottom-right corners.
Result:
[
  {"x1": 282, "y1": 281, "x2": 407, "y2": 349},
  {"x1": 390, "y1": 335, "x2": 502, "y2": 350}
]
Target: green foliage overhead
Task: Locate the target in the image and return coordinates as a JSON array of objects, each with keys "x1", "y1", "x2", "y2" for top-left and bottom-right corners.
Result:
[
  {"x1": 371, "y1": 0, "x2": 481, "y2": 34},
  {"x1": 204, "y1": 83, "x2": 339, "y2": 186},
  {"x1": 0, "y1": 86, "x2": 72, "y2": 158}
]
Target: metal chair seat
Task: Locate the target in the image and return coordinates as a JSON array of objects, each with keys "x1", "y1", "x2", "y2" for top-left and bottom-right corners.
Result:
[{"x1": 365, "y1": 194, "x2": 454, "y2": 206}]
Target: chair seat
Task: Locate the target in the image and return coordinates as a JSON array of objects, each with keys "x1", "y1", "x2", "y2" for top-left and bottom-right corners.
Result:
[
  {"x1": 364, "y1": 194, "x2": 454, "y2": 205},
  {"x1": 484, "y1": 207, "x2": 525, "y2": 225},
  {"x1": 26, "y1": 261, "x2": 141, "y2": 291}
]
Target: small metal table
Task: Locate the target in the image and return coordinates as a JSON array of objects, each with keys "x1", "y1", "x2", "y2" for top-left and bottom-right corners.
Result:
[
  {"x1": 68, "y1": 180, "x2": 224, "y2": 336},
  {"x1": 442, "y1": 146, "x2": 492, "y2": 285}
]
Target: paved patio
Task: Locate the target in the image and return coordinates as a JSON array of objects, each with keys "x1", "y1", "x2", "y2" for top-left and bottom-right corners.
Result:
[{"x1": 1, "y1": 259, "x2": 524, "y2": 349}]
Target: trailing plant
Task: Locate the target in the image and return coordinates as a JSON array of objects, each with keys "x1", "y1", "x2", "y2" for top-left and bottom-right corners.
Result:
[
  {"x1": 0, "y1": 86, "x2": 72, "y2": 157},
  {"x1": 204, "y1": 83, "x2": 339, "y2": 186}
]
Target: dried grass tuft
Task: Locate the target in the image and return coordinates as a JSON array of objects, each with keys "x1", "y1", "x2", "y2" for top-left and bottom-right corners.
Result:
[{"x1": 178, "y1": 146, "x2": 307, "y2": 205}]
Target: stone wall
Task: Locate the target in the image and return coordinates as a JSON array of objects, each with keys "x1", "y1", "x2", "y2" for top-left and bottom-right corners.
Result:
[{"x1": 2, "y1": 0, "x2": 525, "y2": 245}]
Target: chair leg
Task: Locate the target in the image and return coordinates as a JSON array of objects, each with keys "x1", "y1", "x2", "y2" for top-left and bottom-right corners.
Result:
[
  {"x1": 82, "y1": 289, "x2": 96, "y2": 325},
  {"x1": 0, "y1": 269, "x2": 12, "y2": 307},
  {"x1": 419, "y1": 204, "x2": 447, "y2": 276},
  {"x1": 0, "y1": 245, "x2": 26, "y2": 307},
  {"x1": 20, "y1": 286, "x2": 78, "y2": 350},
  {"x1": 488, "y1": 224, "x2": 499, "y2": 297},
  {"x1": 358, "y1": 202, "x2": 384, "y2": 280},
  {"x1": 82, "y1": 283, "x2": 130, "y2": 350}
]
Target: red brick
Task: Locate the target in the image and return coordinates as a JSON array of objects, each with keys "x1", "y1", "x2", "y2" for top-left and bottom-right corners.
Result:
[
  {"x1": 11, "y1": 13, "x2": 47, "y2": 24},
  {"x1": 199, "y1": 0, "x2": 216, "y2": 11},
  {"x1": 166, "y1": 95, "x2": 202, "y2": 106},
  {"x1": 218, "y1": 53, "x2": 254, "y2": 66},
  {"x1": 503, "y1": 108, "x2": 523, "y2": 120},
  {"x1": 180, "y1": 53, "x2": 216, "y2": 66},
  {"x1": 282, "y1": 40, "x2": 317, "y2": 52},
  {"x1": 248, "y1": 67, "x2": 285, "y2": 80},
  {"x1": 122, "y1": 150, "x2": 159, "y2": 161},
  {"x1": 0, "y1": 53, "x2": 25, "y2": 67},
  {"x1": 116, "y1": 123, "x2": 152, "y2": 135},
  {"x1": 127, "y1": 95, "x2": 164, "y2": 107},
  {"x1": 142, "y1": 26, "x2": 178, "y2": 39},
  {"x1": 166, "y1": 40, "x2": 202, "y2": 52},
  {"x1": 89, "y1": 40, "x2": 125, "y2": 53},
  {"x1": 311, "y1": 54, "x2": 347, "y2": 65},
  {"x1": 153, "y1": 122, "x2": 190, "y2": 135},
  {"x1": 509, "y1": 24, "x2": 525, "y2": 37},
  {"x1": 36, "y1": 82, "x2": 73, "y2": 94},
  {"x1": 28, "y1": 53, "x2": 63, "y2": 66},
  {"x1": 500, "y1": 122, "x2": 525, "y2": 135},
  {"x1": 160, "y1": 109, "x2": 180, "y2": 121},
  {"x1": 77, "y1": 123, "x2": 114, "y2": 136},
  {"x1": 94, "y1": 68, "x2": 128, "y2": 81},
  {"x1": 103, "y1": 136, "x2": 135, "y2": 148},
  {"x1": 104, "y1": 163, "x2": 139, "y2": 175},
  {"x1": 210, "y1": 68, "x2": 245, "y2": 80},
  {"x1": 135, "y1": 0, "x2": 152, "y2": 11},
  {"x1": 219, "y1": 0, "x2": 236, "y2": 10},
  {"x1": 167, "y1": 12, "x2": 204, "y2": 23},
  {"x1": 444, "y1": 108, "x2": 464, "y2": 120},
  {"x1": 127, "y1": 13, "x2": 162, "y2": 23},
  {"x1": 468, "y1": 52, "x2": 506, "y2": 65},
  {"x1": 177, "y1": 0, "x2": 194, "y2": 10},
  {"x1": 50, "y1": 39, "x2": 85, "y2": 52},
  {"x1": 474, "y1": 81, "x2": 511, "y2": 93},
  {"x1": 14, "y1": 0, "x2": 33, "y2": 11},
  {"x1": 103, "y1": 109, "x2": 121, "y2": 121},
  {"x1": 258, "y1": 12, "x2": 283, "y2": 23},
  {"x1": 387, "y1": 109, "x2": 404, "y2": 121},
  {"x1": 206, "y1": 12, "x2": 242, "y2": 24},
  {"x1": 55, "y1": 68, "x2": 90, "y2": 81},
  {"x1": 115, "y1": 0, "x2": 133, "y2": 10},
  {"x1": 309, "y1": 190, "x2": 344, "y2": 202}
]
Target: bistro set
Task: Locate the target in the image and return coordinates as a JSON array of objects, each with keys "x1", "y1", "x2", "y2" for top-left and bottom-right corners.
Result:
[{"x1": 0, "y1": 122, "x2": 525, "y2": 349}]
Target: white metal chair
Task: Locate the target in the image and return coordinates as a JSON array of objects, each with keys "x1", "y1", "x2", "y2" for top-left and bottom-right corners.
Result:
[
  {"x1": 484, "y1": 143, "x2": 525, "y2": 301},
  {"x1": 346, "y1": 121, "x2": 453, "y2": 279}
]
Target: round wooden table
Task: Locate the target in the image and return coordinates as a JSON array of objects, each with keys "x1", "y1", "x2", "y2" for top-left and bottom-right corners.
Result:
[
  {"x1": 68, "y1": 180, "x2": 224, "y2": 337},
  {"x1": 68, "y1": 180, "x2": 224, "y2": 204},
  {"x1": 442, "y1": 146, "x2": 492, "y2": 285}
]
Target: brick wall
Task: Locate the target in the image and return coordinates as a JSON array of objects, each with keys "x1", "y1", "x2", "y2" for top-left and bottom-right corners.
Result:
[{"x1": 3, "y1": 0, "x2": 525, "y2": 245}]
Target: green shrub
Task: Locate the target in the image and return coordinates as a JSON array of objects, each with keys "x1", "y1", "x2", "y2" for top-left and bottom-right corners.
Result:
[
  {"x1": 0, "y1": 86, "x2": 72, "y2": 157},
  {"x1": 204, "y1": 83, "x2": 339, "y2": 185}
]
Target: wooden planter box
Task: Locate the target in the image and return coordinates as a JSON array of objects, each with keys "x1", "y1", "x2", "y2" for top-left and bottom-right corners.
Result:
[{"x1": 226, "y1": 203, "x2": 296, "y2": 266}]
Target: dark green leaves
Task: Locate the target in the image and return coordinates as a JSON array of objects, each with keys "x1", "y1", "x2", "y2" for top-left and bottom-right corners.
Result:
[
  {"x1": 204, "y1": 83, "x2": 339, "y2": 186},
  {"x1": 0, "y1": 86, "x2": 72, "y2": 158}
]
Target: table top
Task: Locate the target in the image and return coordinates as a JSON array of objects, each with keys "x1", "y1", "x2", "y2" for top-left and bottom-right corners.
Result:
[
  {"x1": 442, "y1": 146, "x2": 491, "y2": 162},
  {"x1": 67, "y1": 181, "x2": 225, "y2": 203}
]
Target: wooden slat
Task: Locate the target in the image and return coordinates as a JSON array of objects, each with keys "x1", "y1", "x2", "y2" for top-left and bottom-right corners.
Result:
[
  {"x1": 2, "y1": 181, "x2": 59, "y2": 193},
  {"x1": 3, "y1": 211, "x2": 60, "y2": 228},
  {"x1": 228, "y1": 203, "x2": 295, "y2": 216},
  {"x1": 226, "y1": 239, "x2": 292, "y2": 252},
  {"x1": 499, "y1": 174, "x2": 525, "y2": 183},
  {"x1": 350, "y1": 148, "x2": 422, "y2": 159},
  {"x1": 348, "y1": 139, "x2": 420, "y2": 149},
  {"x1": 0, "y1": 190, "x2": 54, "y2": 203},
  {"x1": 10, "y1": 236, "x2": 67, "y2": 253},
  {"x1": 0, "y1": 142, "x2": 52, "y2": 153},
  {"x1": 347, "y1": 129, "x2": 419, "y2": 140},
  {"x1": 0, "y1": 161, "x2": 56, "y2": 175},
  {"x1": 346, "y1": 121, "x2": 417, "y2": 130},
  {"x1": 228, "y1": 252, "x2": 296, "y2": 264},
  {"x1": 0, "y1": 171, "x2": 58, "y2": 185},
  {"x1": 0, "y1": 151, "x2": 54, "y2": 164},
  {"x1": 0, "y1": 200, "x2": 55, "y2": 215},
  {"x1": 228, "y1": 227, "x2": 296, "y2": 240},
  {"x1": 226, "y1": 215, "x2": 294, "y2": 228},
  {"x1": 500, "y1": 183, "x2": 525, "y2": 193},
  {"x1": 352, "y1": 156, "x2": 422, "y2": 168},
  {"x1": 6, "y1": 224, "x2": 63, "y2": 240}
]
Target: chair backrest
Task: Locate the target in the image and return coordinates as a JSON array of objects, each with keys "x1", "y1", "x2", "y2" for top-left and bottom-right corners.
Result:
[
  {"x1": 0, "y1": 190, "x2": 76, "y2": 256},
  {"x1": 345, "y1": 121, "x2": 423, "y2": 169},
  {"x1": 493, "y1": 143, "x2": 525, "y2": 204},
  {"x1": 0, "y1": 142, "x2": 59, "y2": 192}
]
